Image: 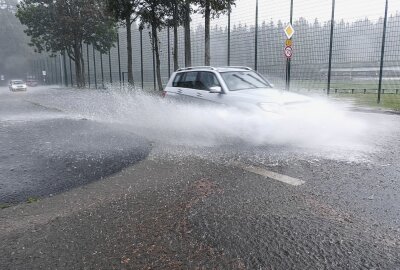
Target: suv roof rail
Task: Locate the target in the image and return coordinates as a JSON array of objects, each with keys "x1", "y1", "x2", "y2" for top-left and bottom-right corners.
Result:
[
  {"x1": 219, "y1": 66, "x2": 253, "y2": 71},
  {"x1": 177, "y1": 66, "x2": 217, "y2": 72}
]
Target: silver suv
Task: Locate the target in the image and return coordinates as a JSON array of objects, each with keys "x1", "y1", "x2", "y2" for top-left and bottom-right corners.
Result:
[{"x1": 164, "y1": 66, "x2": 310, "y2": 114}]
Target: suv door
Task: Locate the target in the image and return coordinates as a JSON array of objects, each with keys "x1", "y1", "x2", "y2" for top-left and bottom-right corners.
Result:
[
  {"x1": 165, "y1": 71, "x2": 199, "y2": 103},
  {"x1": 190, "y1": 71, "x2": 224, "y2": 104}
]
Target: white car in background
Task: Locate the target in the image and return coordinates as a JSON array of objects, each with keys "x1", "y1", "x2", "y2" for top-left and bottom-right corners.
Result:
[
  {"x1": 9, "y1": 80, "x2": 28, "y2": 92},
  {"x1": 163, "y1": 66, "x2": 311, "y2": 115}
]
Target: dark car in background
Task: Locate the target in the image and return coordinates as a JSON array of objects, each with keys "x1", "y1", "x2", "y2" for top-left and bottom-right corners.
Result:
[{"x1": 26, "y1": 79, "x2": 39, "y2": 87}]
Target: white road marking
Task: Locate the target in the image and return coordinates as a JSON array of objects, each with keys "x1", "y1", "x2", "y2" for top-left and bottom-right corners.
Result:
[{"x1": 233, "y1": 163, "x2": 305, "y2": 186}]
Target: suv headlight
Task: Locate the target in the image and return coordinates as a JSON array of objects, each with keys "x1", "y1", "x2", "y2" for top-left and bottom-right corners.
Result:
[{"x1": 258, "y1": 103, "x2": 283, "y2": 114}]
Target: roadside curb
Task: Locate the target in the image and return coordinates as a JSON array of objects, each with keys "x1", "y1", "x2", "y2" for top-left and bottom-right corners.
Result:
[{"x1": 350, "y1": 107, "x2": 400, "y2": 116}]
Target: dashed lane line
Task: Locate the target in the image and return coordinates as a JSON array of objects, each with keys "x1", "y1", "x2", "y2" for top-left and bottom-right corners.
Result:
[{"x1": 234, "y1": 163, "x2": 305, "y2": 186}]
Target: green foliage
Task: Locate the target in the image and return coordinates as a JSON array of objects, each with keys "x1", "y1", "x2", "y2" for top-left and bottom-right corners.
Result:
[
  {"x1": 0, "y1": 203, "x2": 10, "y2": 209},
  {"x1": 106, "y1": 0, "x2": 142, "y2": 25},
  {"x1": 164, "y1": 0, "x2": 188, "y2": 27},
  {"x1": 138, "y1": 0, "x2": 169, "y2": 30},
  {"x1": 194, "y1": 0, "x2": 236, "y2": 18},
  {"x1": 16, "y1": 0, "x2": 117, "y2": 57},
  {"x1": 26, "y1": 197, "x2": 38, "y2": 203}
]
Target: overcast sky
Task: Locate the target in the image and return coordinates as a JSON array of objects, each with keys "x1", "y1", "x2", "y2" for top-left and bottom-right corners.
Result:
[{"x1": 194, "y1": 0, "x2": 400, "y2": 26}]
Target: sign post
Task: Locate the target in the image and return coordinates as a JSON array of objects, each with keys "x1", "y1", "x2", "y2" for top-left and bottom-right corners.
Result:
[{"x1": 284, "y1": 21, "x2": 295, "y2": 91}]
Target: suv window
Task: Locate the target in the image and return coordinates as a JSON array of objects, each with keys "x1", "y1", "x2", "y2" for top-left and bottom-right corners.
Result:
[
  {"x1": 196, "y1": 72, "x2": 220, "y2": 91},
  {"x1": 172, "y1": 72, "x2": 198, "y2": 88},
  {"x1": 172, "y1": 71, "x2": 220, "y2": 91}
]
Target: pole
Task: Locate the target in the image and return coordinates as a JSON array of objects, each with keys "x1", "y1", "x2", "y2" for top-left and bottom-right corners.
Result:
[
  {"x1": 53, "y1": 56, "x2": 57, "y2": 84},
  {"x1": 327, "y1": 0, "x2": 336, "y2": 95},
  {"x1": 167, "y1": 26, "x2": 171, "y2": 78},
  {"x1": 59, "y1": 54, "x2": 63, "y2": 85},
  {"x1": 152, "y1": 32, "x2": 156, "y2": 91},
  {"x1": 286, "y1": 0, "x2": 294, "y2": 91},
  {"x1": 378, "y1": 0, "x2": 389, "y2": 104},
  {"x1": 47, "y1": 57, "x2": 51, "y2": 84},
  {"x1": 92, "y1": 46, "x2": 97, "y2": 89},
  {"x1": 63, "y1": 52, "x2": 68, "y2": 87},
  {"x1": 117, "y1": 32, "x2": 122, "y2": 84},
  {"x1": 228, "y1": 4, "x2": 231, "y2": 66},
  {"x1": 68, "y1": 55, "x2": 74, "y2": 87},
  {"x1": 100, "y1": 52, "x2": 104, "y2": 88},
  {"x1": 87, "y1": 43, "x2": 91, "y2": 88},
  {"x1": 255, "y1": 0, "x2": 259, "y2": 71},
  {"x1": 108, "y1": 49, "x2": 113, "y2": 84},
  {"x1": 69, "y1": 56, "x2": 73, "y2": 86},
  {"x1": 45, "y1": 58, "x2": 48, "y2": 85},
  {"x1": 140, "y1": 28, "x2": 144, "y2": 89}
]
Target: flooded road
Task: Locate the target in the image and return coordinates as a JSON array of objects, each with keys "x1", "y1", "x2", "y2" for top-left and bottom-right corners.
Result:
[
  {"x1": 0, "y1": 87, "x2": 150, "y2": 203},
  {"x1": 0, "y1": 86, "x2": 399, "y2": 269}
]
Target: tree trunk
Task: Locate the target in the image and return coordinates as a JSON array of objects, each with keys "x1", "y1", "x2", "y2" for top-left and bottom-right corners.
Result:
[
  {"x1": 80, "y1": 49, "x2": 85, "y2": 87},
  {"x1": 73, "y1": 44, "x2": 85, "y2": 88},
  {"x1": 184, "y1": 0, "x2": 191, "y2": 67},
  {"x1": 126, "y1": 17, "x2": 134, "y2": 85},
  {"x1": 152, "y1": 24, "x2": 163, "y2": 91},
  {"x1": 173, "y1": 4, "x2": 179, "y2": 71},
  {"x1": 204, "y1": 0, "x2": 211, "y2": 66}
]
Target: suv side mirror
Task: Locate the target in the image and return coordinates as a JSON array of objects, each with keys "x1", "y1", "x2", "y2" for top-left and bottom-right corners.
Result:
[{"x1": 209, "y1": 86, "x2": 222, "y2": 93}]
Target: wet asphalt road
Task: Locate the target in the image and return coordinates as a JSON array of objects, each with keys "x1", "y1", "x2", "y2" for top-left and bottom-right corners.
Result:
[
  {"x1": 0, "y1": 86, "x2": 400, "y2": 269},
  {"x1": 0, "y1": 87, "x2": 150, "y2": 203}
]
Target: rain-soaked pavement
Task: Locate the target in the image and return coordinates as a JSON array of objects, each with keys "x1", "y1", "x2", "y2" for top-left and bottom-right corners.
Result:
[{"x1": 0, "y1": 86, "x2": 399, "y2": 269}]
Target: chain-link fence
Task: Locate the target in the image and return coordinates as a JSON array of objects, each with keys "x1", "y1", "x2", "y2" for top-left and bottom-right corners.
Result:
[{"x1": 30, "y1": 0, "x2": 400, "y2": 102}]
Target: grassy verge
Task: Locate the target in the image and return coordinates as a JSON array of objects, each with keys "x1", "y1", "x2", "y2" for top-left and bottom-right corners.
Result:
[
  {"x1": 331, "y1": 93, "x2": 400, "y2": 111},
  {"x1": 0, "y1": 204, "x2": 10, "y2": 209}
]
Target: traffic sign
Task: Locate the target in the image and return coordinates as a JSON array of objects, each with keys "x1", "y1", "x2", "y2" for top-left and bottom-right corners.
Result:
[
  {"x1": 285, "y1": 39, "x2": 293, "y2": 47},
  {"x1": 284, "y1": 46, "x2": 293, "y2": 59},
  {"x1": 284, "y1": 23, "x2": 295, "y2": 39},
  {"x1": 42, "y1": 70, "x2": 46, "y2": 76},
  {"x1": 0, "y1": 75, "x2": 4, "y2": 81}
]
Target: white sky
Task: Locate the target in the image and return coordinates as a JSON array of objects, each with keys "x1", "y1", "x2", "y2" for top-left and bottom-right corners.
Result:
[{"x1": 196, "y1": 0, "x2": 400, "y2": 26}]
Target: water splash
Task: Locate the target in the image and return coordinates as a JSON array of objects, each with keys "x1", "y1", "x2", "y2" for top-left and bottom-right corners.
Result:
[{"x1": 22, "y1": 85, "x2": 383, "y2": 162}]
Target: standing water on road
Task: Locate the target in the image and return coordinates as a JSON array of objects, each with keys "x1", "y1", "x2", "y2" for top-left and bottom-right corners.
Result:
[{"x1": 20, "y1": 86, "x2": 388, "y2": 163}]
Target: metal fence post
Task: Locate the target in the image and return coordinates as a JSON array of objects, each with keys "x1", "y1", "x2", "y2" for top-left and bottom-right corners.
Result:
[
  {"x1": 47, "y1": 57, "x2": 51, "y2": 84},
  {"x1": 255, "y1": 0, "x2": 259, "y2": 71},
  {"x1": 108, "y1": 49, "x2": 113, "y2": 84},
  {"x1": 152, "y1": 32, "x2": 156, "y2": 91},
  {"x1": 92, "y1": 46, "x2": 97, "y2": 89},
  {"x1": 327, "y1": 0, "x2": 336, "y2": 95},
  {"x1": 140, "y1": 28, "x2": 144, "y2": 89},
  {"x1": 53, "y1": 56, "x2": 57, "y2": 84},
  {"x1": 378, "y1": 0, "x2": 389, "y2": 104},
  {"x1": 286, "y1": 0, "x2": 294, "y2": 91},
  {"x1": 86, "y1": 43, "x2": 91, "y2": 88},
  {"x1": 168, "y1": 26, "x2": 171, "y2": 78},
  {"x1": 56, "y1": 55, "x2": 60, "y2": 84},
  {"x1": 63, "y1": 52, "x2": 68, "y2": 87},
  {"x1": 117, "y1": 32, "x2": 122, "y2": 84},
  {"x1": 59, "y1": 54, "x2": 63, "y2": 85},
  {"x1": 100, "y1": 52, "x2": 104, "y2": 88},
  {"x1": 227, "y1": 4, "x2": 231, "y2": 66},
  {"x1": 69, "y1": 56, "x2": 73, "y2": 86}
]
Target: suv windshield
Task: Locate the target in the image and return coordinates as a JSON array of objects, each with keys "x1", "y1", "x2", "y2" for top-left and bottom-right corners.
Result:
[
  {"x1": 12, "y1": 80, "x2": 24, "y2": 85},
  {"x1": 221, "y1": 71, "x2": 271, "y2": 91}
]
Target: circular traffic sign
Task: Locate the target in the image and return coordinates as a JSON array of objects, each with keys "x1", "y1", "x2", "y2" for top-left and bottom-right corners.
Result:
[{"x1": 284, "y1": 46, "x2": 293, "y2": 59}]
